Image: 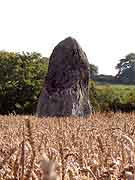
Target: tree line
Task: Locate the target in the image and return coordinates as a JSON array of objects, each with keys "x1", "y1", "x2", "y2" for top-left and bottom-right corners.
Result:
[{"x1": 0, "y1": 50, "x2": 134, "y2": 114}]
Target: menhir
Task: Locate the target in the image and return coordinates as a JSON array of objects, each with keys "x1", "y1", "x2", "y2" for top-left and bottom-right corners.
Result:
[{"x1": 36, "y1": 37, "x2": 92, "y2": 117}]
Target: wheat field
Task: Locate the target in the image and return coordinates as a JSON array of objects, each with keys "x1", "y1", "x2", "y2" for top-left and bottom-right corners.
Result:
[{"x1": 0, "y1": 113, "x2": 135, "y2": 179}]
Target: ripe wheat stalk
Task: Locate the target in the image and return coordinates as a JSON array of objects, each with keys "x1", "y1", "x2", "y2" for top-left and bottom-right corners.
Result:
[{"x1": 0, "y1": 113, "x2": 134, "y2": 179}]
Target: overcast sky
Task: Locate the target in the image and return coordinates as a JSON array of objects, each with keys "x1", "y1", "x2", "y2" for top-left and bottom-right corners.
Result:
[{"x1": 0, "y1": 0, "x2": 135, "y2": 75}]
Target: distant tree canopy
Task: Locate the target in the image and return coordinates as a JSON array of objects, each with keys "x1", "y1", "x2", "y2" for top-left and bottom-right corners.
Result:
[
  {"x1": 94, "y1": 74, "x2": 115, "y2": 84},
  {"x1": 116, "y1": 53, "x2": 135, "y2": 84},
  {"x1": 94, "y1": 53, "x2": 135, "y2": 84}
]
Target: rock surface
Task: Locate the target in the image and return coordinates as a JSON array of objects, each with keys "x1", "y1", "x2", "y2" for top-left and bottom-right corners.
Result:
[{"x1": 36, "y1": 37, "x2": 92, "y2": 117}]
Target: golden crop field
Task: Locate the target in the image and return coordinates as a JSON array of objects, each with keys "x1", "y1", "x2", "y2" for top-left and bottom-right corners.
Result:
[{"x1": 0, "y1": 113, "x2": 135, "y2": 180}]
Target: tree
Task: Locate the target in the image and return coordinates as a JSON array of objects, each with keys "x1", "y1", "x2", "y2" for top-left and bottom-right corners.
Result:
[
  {"x1": 89, "y1": 63, "x2": 98, "y2": 79},
  {"x1": 116, "y1": 53, "x2": 135, "y2": 84},
  {"x1": 0, "y1": 51, "x2": 49, "y2": 114}
]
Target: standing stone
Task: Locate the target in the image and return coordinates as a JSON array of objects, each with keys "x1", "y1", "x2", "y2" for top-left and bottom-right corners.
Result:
[{"x1": 36, "y1": 37, "x2": 92, "y2": 117}]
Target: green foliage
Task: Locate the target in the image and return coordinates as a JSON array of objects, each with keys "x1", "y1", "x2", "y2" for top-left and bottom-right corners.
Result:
[
  {"x1": 0, "y1": 51, "x2": 48, "y2": 114},
  {"x1": 90, "y1": 84, "x2": 135, "y2": 112}
]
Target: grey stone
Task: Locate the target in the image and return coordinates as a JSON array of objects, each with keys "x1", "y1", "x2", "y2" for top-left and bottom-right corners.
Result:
[{"x1": 36, "y1": 37, "x2": 92, "y2": 117}]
